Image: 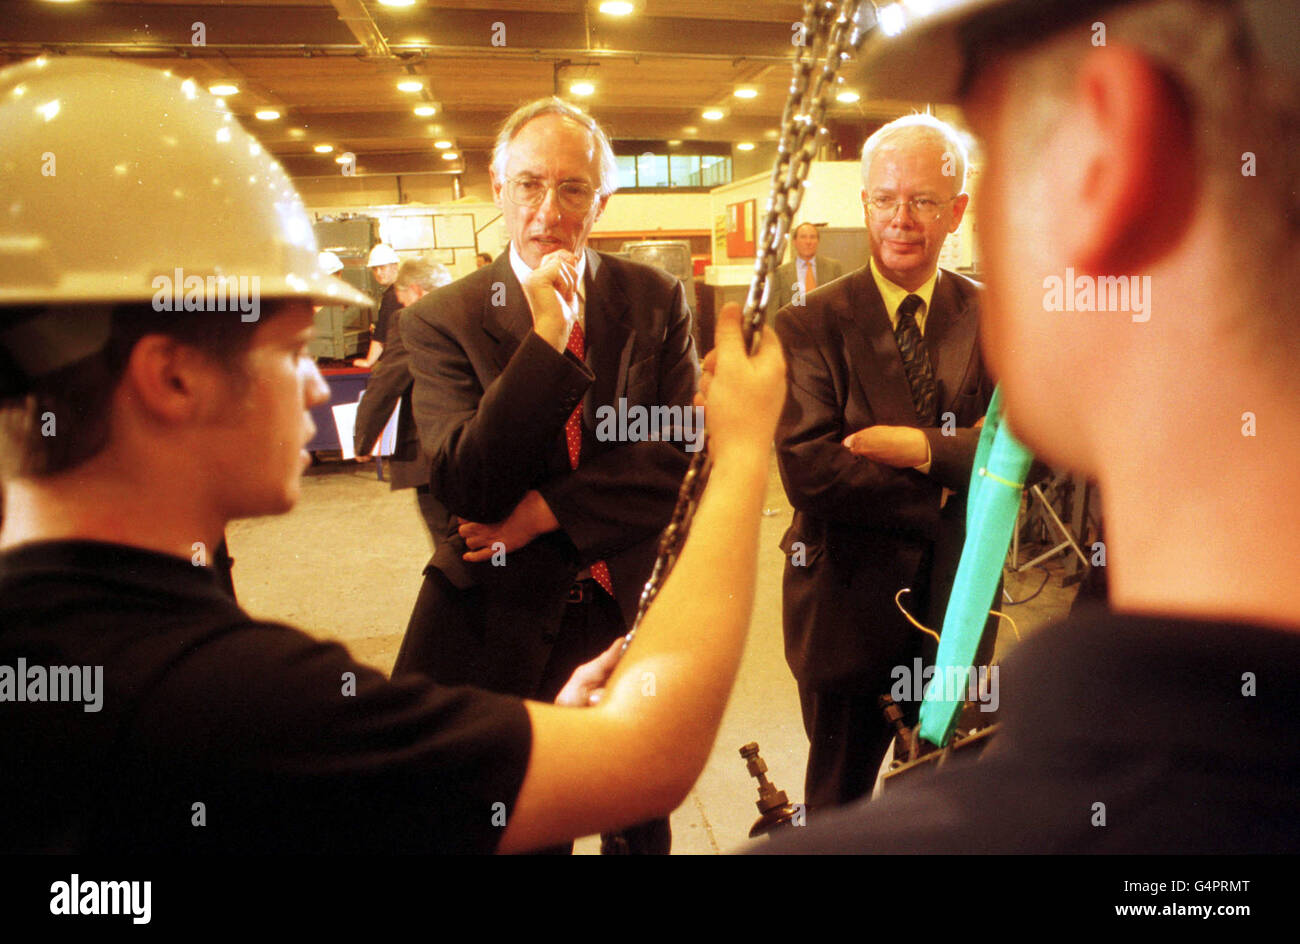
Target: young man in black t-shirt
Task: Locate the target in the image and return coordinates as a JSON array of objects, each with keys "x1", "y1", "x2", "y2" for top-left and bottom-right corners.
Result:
[{"x1": 0, "y1": 56, "x2": 787, "y2": 854}]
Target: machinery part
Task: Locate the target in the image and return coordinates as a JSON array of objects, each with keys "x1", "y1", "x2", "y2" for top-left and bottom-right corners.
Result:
[{"x1": 740, "y1": 742, "x2": 801, "y2": 838}]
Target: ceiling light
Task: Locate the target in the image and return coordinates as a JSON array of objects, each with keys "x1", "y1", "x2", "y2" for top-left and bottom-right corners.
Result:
[
  {"x1": 598, "y1": 1, "x2": 635, "y2": 14},
  {"x1": 702, "y1": 109, "x2": 724, "y2": 121},
  {"x1": 683, "y1": 126, "x2": 698, "y2": 135},
  {"x1": 314, "y1": 144, "x2": 334, "y2": 154},
  {"x1": 377, "y1": 0, "x2": 417, "y2": 7},
  {"x1": 733, "y1": 87, "x2": 758, "y2": 99},
  {"x1": 335, "y1": 154, "x2": 351, "y2": 164},
  {"x1": 433, "y1": 140, "x2": 453, "y2": 149},
  {"x1": 569, "y1": 81, "x2": 595, "y2": 97},
  {"x1": 835, "y1": 90, "x2": 861, "y2": 103},
  {"x1": 208, "y1": 83, "x2": 239, "y2": 96},
  {"x1": 397, "y1": 79, "x2": 424, "y2": 93},
  {"x1": 737, "y1": 142, "x2": 755, "y2": 151},
  {"x1": 254, "y1": 109, "x2": 280, "y2": 121},
  {"x1": 441, "y1": 152, "x2": 459, "y2": 161},
  {"x1": 413, "y1": 104, "x2": 437, "y2": 117},
  {"x1": 667, "y1": 139, "x2": 682, "y2": 147},
  {"x1": 288, "y1": 128, "x2": 306, "y2": 139}
]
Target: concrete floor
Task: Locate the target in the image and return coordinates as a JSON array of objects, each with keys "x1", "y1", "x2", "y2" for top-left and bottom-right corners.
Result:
[{"x1": 226, "y1": 450, "x2": 1078, "y2": 854}]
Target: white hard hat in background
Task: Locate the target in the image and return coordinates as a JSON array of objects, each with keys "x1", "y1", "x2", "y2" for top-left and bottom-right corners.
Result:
[
  {"x1": 318, "y1": 251, "x2": 345, "y2": 275},
  {"x1": 0, "y1": 56, "x2": 372, "y2": 310},
  {"x1": 367, "y1": 243, "x2": 400, "y2": 268}
]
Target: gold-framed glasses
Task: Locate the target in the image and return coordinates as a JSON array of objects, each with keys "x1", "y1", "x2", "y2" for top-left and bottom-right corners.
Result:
[
  {"x1": 505, "y1": 176, "x2": 597, "y2": 214},
  {"x1": 866, "y1": 194, "x2": 957, "y2": 223}
]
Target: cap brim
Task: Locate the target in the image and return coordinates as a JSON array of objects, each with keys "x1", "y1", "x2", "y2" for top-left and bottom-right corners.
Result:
[{"x1": 851, "y1": 0, "x2": 1007, "y2": 104}]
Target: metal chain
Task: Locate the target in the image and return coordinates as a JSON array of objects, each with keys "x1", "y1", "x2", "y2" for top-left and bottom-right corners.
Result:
[{"x1": 619, "y1": 0, "x2": 875, "y2": 653}]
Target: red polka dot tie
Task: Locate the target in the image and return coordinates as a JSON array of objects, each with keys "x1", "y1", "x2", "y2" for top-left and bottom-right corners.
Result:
[{"x1": 564, "y1": 321, "x2": 615, "y2": 598}]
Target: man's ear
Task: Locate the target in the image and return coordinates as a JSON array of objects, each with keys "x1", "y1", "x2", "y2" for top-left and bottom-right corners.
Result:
[
  {"x1": 592, "y1": 191, "x2": 611, "y2": 223},
  {"x1": 1060, "y1": 44, "x2": 1196, "y2": 275},
  {"x1": 122, "y1": 336, "x2": 218, "y2": 424},
  {"x1": 949, "y1": 192, "x2": 971, "y2": 233},
  {"x1": 490, "y1": 171, "x2": 505, "y2": 210}
]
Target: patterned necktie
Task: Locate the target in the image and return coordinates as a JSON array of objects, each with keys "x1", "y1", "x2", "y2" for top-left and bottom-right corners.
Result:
[
  {"x1": 804, "y1": 261, "x2": 816, "y2": 292},
  {"x1": 564, "y1": 321, "x2": 615, "y2": 597},
  {"x1": 894, "y1": 293, "x2": 938, "y2": 426}
]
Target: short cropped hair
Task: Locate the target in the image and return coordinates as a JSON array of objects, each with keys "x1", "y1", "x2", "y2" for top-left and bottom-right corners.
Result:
[
  {"x1": 860, "y1": 112, "x2": 970, "y2": 195},
  {"x1": 491, "y1": 97, "x2": 620, "y2": 198},
  {"x1": 0, "y1": 306, "x2": 262, "y2": 479},
  {"x1": 394, "y1": 258, "x2": 453, "y2": 294}
]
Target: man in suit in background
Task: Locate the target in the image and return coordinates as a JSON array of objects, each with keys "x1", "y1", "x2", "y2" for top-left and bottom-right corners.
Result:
[
  {"x1": 396, "y1": 97, "x2": 699, "y2": 854},
  {"x1": 766, "y1": 223, "x2": 843, "y2": 321},
  {"x1": 354, "y1": 258, "x2": 453, "y2": 547},
  {"x1": 774, "y1": 113, "x2": 996, "y2": 811}
]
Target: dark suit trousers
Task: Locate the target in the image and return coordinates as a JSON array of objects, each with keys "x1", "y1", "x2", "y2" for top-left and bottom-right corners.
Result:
[
  {"x1": 393, "y1": 571, "x2": 670, "y2": 854},
  {"x1": 796, "y1": 549, "x2": 1000, "y2": 812}
]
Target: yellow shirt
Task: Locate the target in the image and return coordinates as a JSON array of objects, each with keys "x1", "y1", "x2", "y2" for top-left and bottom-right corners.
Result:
[{"x1": 870, "y1": 256, "x2": 939, "y2": 336}]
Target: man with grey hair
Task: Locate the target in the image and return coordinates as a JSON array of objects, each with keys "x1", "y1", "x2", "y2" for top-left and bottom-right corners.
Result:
[
  {"x1": 356, "y1": 257, "x2": 453, "y2": 544},
  {"x1": 395, "y1": 97, "x2": 699, "y2": 853},
  {"x1": 768, "y1": 0, "x2": 1300, "y2": 854},
  {"x1": 773, "y1": 110, "x2": 995, "y2": 811}
]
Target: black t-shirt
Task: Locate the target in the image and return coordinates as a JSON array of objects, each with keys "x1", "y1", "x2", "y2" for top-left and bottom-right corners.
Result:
[
  {"x1": 374, "y1": 285, "x2": 401, "y2": 348},
  {"x1": 0, "y1": 540, "x2": 531, "y2": 853},
  {"x1": 760, "y1": 609, "x2": 1300, "y2": 853}
]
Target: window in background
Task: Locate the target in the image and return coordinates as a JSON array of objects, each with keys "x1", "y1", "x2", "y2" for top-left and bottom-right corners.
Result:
[
  {"x1": 615, "y1": 154, "x2": 637, "y2": 189},
  {"x1": 636, "y1": 152, "x2": 670, "y2": 188},
  {"x1": 669, "y1": 154, "x2": 700, "y2": 187}
]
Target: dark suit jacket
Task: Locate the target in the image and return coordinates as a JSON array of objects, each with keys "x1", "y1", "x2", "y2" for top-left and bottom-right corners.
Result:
[
  {"x1": 401, "y1": 248, "x2": 700, "y2": 694},
  {"x1": 354, "y1": 307, "x2": 431, "y2": 492},
  {"x1": 774, "y1": 265, "x2": 993, "y2": 690},
  {"x1": 766, "y1": 254, "x2": 844, "y2": 321}
]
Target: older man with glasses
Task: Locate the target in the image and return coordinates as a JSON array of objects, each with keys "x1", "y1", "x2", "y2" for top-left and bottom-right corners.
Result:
[
  {"x1": 393, "y1": 97, "x2": 700, "y2": 854},
  {"x1": 773, "y1": 112, "x2": 997, "y2": 812}
]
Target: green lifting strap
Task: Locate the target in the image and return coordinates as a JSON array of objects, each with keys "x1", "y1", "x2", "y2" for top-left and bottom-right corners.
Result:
[{"x1": 918, "y1": 386, "x2": 1034, "y2": 747}]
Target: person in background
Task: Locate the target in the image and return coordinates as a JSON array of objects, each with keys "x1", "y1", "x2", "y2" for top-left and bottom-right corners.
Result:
[
  {"x1": 353, "y1": 243, "x2": 401, "y2": 368},
  {"x1": 476, "y1": 252, "x2": 493, "y2": 268},
  {"x1": 765, "y1": 222, "x2": 843, "y2": 320},
  {"x1": 396, "y1": 96, "x2": 700, "y2": 854},
  {"x1": 773, "y1": 113, "x2": 995, "y2": 812},
  {"x1": 355, "y1": 258, "x2": 455, "y2": 546}
]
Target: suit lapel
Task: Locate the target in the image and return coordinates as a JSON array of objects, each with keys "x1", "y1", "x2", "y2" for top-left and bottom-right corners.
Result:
[
  {"x1": 481, "y1": 252, "x2": 534, "y2": 373},
  {"x1": 921, "y1": 269, "x2": 978, "y2": 410},
  {"x1": 582, "y1": 249, "x2": 635, "y2": 422},
  {"x1": 838, "y1": 265, "x2": 923, "y2": 426}
]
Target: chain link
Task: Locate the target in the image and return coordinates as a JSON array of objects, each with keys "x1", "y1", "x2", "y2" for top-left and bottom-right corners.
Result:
[{"x1": 619, "y1": 0, "x2": 875, "y2": 654}]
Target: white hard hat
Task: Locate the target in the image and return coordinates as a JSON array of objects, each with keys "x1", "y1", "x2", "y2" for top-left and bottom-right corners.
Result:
[
  {"x1": 852, "y1": 0, "x2": 1295, "y2": 103},
  {"x1": 319, "y1": 251, "x2": 345, "y2": 275},
  {"x1": 0, "y1": 56, "x2": 372, "y2": 309},
  {"x1": 367, "y1": 243, "x2": 400, "y2": 268}
]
